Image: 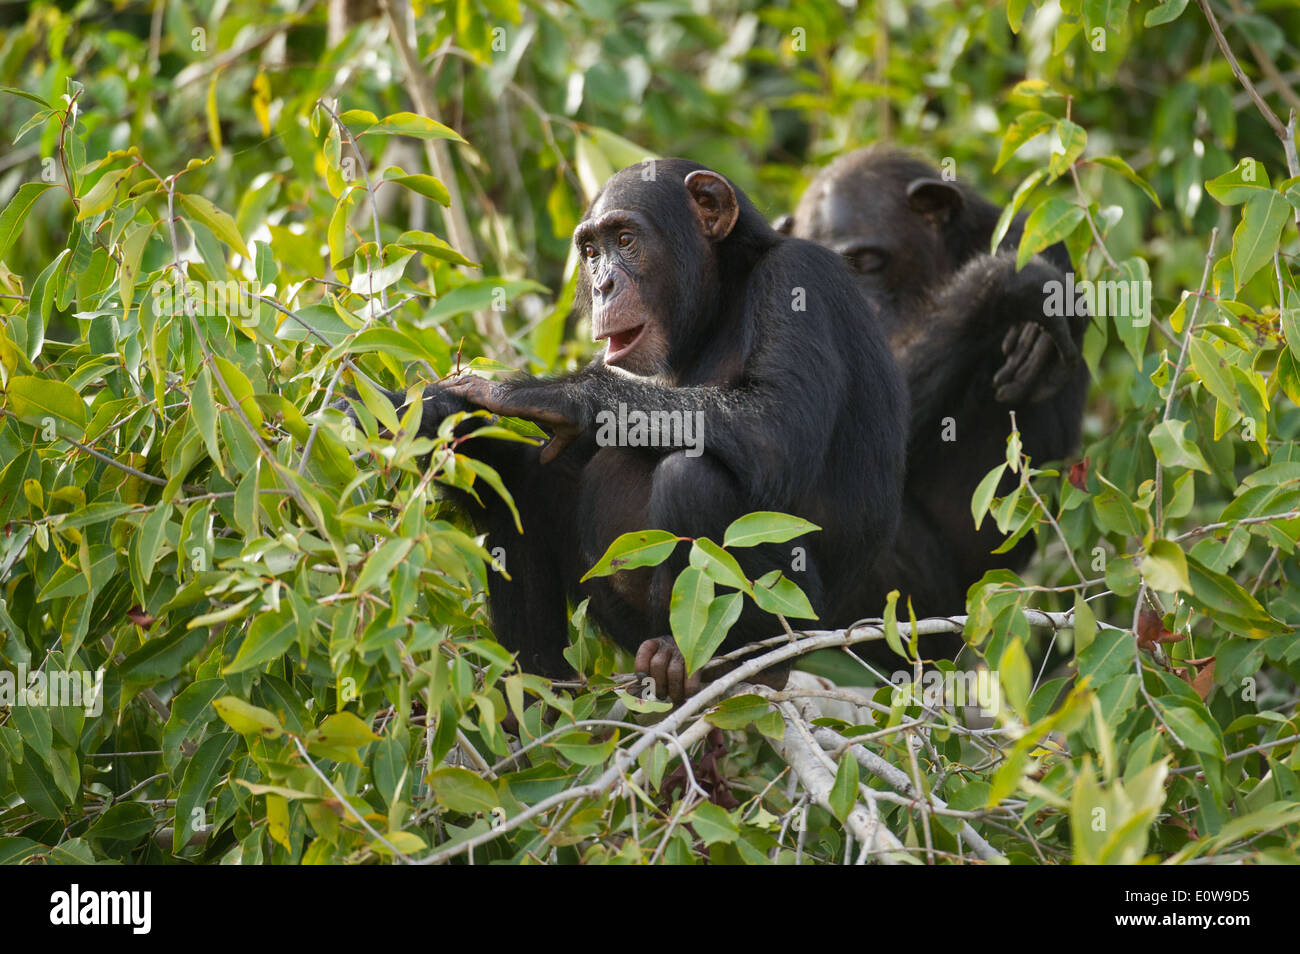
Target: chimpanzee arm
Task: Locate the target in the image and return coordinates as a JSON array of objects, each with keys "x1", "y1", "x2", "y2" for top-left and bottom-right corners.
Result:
[
  {"x1": 448, "y1": 365, "x2": 837, "y2": 506},
  {"x1": 902, "y1": 252, "x2": 1085, "y2": 427}
]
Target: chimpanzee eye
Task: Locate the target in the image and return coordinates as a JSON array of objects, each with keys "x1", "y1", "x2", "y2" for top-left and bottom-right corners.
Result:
[
  {"x1": 583, "y1": 242, "x2": 598, "y2": 259},
  {"x1": 617, "y1": 231, "x2": 634, "y2": 249},
  {"x1": 846, "y1": 247, "x2": 889, "y2": 273}
]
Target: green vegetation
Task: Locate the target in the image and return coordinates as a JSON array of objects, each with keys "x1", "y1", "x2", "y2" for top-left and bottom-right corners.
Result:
[{"x1": 0, "y1": 0, "x2": 1298, "y2": 864}]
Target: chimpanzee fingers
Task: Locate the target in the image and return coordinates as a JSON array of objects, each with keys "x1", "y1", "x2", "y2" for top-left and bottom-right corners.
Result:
[
  {"x1": 538, "y1": 425, "x2": 582, "y2": 465},
  {"x1": 1034, "y1": 313, "x2": 1081, "y2": 367},
  {"x1": 445, "y1": 377, "x2": 576, "y2": 428},
  {"x1": 442, "y1": 375, "x2": 499, "y2": 406},
  {"x1": 667, "y1": 651, "x2": 690, "y2": 705},
  {"x1": 994, "y1": 332, "x2": 1056, "y2": 403},
  {"x1": 993, "y1": 324, "x2": 1038, "y2": 392},
  {"x1": 634, "y1": 637, "x2": 693, "y2": 704},
  {"x1": 635, "y1": 637, "x2": 671, "y2": 700},
  {"x1": 1001, "y1": 324, "x2": 1021, "y2": 355}
]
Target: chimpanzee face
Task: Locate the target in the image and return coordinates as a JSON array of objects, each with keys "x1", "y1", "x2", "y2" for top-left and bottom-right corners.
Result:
[
  {"x1": 777, "y1": 150, "x2": 964, "y2": 314},
  {"x1": 576, "y1": 165, "x2": 739, "y2": 378}
]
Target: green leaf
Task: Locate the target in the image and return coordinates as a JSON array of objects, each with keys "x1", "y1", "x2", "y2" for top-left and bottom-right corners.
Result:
[
  {"x1": 1017, "y1": 198, "x2": 1086, "y2": 269},
  {"x1": 0, "y1": 86, "x2": 52, "y2": 107},
  {"x1": 178, "y1": 193, "x2": 251, "y2": 259},
  {"x1": 349, "y1": 248, "x2": 414, "y2": 296},
  {"x1": 212, "y1": 696, "x2": 284, "y2": 738},
  {"x1": 274, "y1": 303, "x2": 359, "y2": 345},
  {"x1": 224, "y1": 608, "x2": 300, "y2": 674},
  {"x1": 136, "y1": 501, "x2": 171, "y2": 585},
  {"x1": 0, "y1": 182, "x2": 56, "y2": 264},
  {"x1": 582, "y1": 529, "x2": 681, "y2": 581},
  {"x1": 192, "y1": 367, "x2": 221, "y2": 468},
  {"x1": 353, "y1": 537, "x2": 417, "y2": 593},
  {"x1": 1140, "y1": 540, "x2": 1192, "y2": 594},
  {"x1": 1148, "y1": 419, "x2": 1210, "y2": 473},
  {"x1": 86, "y1": 803, "x2": 155, "y2": 842},
  {"x1": 365, "y1": 112, "x2": 466, "y2": 142},
  {"x1": 1145, "y1": 0, "x2": 1188, "y2": 26},
  {"x1": 1092, "y1": 475, "x2": 1145, "y2": 538},
  {"x1": 722, "y1": 511, "x2": 820, "y2": 547},
  {"x1": 706, "y1": 694, "x2": 773, "y2": 730},
  {"x1": 381, "y1": 167, "x2": 451, "y2": 206},
  {"x1": 995, "y1": 111, "x2": 1055, "y2": 171},
  {"x1": 1186, "y1": 336, "x2": 1239, "y2": 412},
  {"x1": 24, "y1": 248, "x2": 70, "y2": 361},
  {"x1": 426, "y1": 278, "x2": 549, "y2": 322},
  {"x1": 971, "y1": 463, "x2": 1007, "y2": 531},
  {"x1": 395, "y1": 230, "x2": 477, "y2": 267},
  {"x1": 12, "y1": 747, "x2": 68, "y2": 820},
  {"x1": 1185, "y1": 555, "x2": 1288, "y2": 638},
  {"x1": 1111, "y1": 256, "x2": 1151, "y2": 365},
  {"x1": 1153, "y1": 702, "x2": 1225, "y2": 759},
  {"x1": 991, "y1": 168, "x2": 1046, "y2": 254},
  {"x1": 1231, "y1": 189, "x2": 1290, "y2": 287},
  {"x1": 429, "y1": 766, "x2": 498, "y2": 814},
  {"x1": 173, "y1": 732, "x2": 238, "y2": 852},
  {"x1": 688, "y1": 802, "x2": 738, "y2": 845},
  {"x1": 689, "y1": 538, "x2": 751, "y2": 592},
  {"x1": 669, "y1": 567, "x2": 714, "y2": 661},
  {"x1": 998, "y1": 638, "x2": 1032, "y2": 719},
  {"x1": 76, "y1": 167, "x2": 132, "y2": 220},
  {"x1": 1048, "y1": 119, "x2": 1087, "y2": 181},
  {"x1": 828, "y1": 753, "x2": 860, "y2": 824},
  {"x1": 6, "y1": 375, "x2": 86, "y2": 440},
  {"x1": 310, "y1": 711, "x2": 381, "y2": 749},
  {"x1": 678, "y1": 590, "x2": 744, "y2": 675},
  {"x1": 1090, "y1": 156, "x2": 1160, "y2": 207},
  {"x1": 1072, "y1": 592, "x2": 1097, "y2": 654},
  {"x1": 1205, "y1": 158, "x2": 1271, "y2": 205},
  {"x1": 751, "y1": 570, "x2": 818, "y2": 620}
]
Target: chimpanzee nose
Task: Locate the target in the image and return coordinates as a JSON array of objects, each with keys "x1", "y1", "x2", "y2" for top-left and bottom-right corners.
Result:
[{"x1": 596, "y1": 273, "x2": 616, "y2": 298}]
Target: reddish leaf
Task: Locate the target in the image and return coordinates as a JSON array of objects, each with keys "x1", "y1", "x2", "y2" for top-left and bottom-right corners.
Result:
[
  {"x1": 1136, "y1": 609, "x2": 1186, "y2": 651},
  {"x1": 1068, "y1": 456, "x2": 1091, "y2": 492}
]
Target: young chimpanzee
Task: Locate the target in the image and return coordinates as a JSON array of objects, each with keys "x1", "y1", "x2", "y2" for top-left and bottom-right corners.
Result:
[
  {"x1": 776, "y1": 146, "x2": 1090, "y2": 618},
  {"x1": 396, "y1": 159, "x2": 909, "y2": 701}
]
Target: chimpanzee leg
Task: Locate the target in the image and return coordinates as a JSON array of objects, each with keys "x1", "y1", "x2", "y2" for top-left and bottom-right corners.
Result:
[
  {"x1": 455, "y1": 432, "x2": 587, "y2": 678},
  {"x1": 633, "y1": 451, "x2": 823, "y2": 699},
  {"x1": 646, "y1": 451, "x2": 821, "y2": 630}
]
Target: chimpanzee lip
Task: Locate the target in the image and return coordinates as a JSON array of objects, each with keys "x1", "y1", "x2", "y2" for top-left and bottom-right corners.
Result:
[{"x1": 603, "y1": 322, "x2": 647, "y2": 364}]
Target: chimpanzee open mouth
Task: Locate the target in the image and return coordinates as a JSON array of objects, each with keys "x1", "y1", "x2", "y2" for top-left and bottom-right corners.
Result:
[{"x1": 603, "y1": 322, "x2": 646, "y2": 363}]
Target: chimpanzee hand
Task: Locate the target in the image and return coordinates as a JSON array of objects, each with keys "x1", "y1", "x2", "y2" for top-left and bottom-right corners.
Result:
[
  {"x1": 990, "y1": 259, "x2": 1083, "y2": 404},
  {"x1": 635, "y1": 636, "x2": 700, "y2": 705},
  {"x1": 994, "y1": 323, "x2": 1057, "y2": 403},
  {"x1": 444, "y1": 375, "x2": 585, "y2": 464}
]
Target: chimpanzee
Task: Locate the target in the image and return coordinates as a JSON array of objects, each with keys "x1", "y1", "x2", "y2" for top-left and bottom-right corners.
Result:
[
  {"x1": 364, "y1": 159, "x2": 909, "y2": 702},
  {"x1": 775, "y1": 146, "x2": 1090, "y2": 618}
]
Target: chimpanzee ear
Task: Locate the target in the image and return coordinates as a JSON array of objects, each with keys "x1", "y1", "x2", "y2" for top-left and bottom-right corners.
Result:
[
  {"x1": 685, "y1": 169, "x2": 740, "y2": 240},
  {"x1": 772, "y1": 213, "x2": 794, "y2": 235},
  {"x1": 906, "y1": 177, "x2": 963, "y2": 226}
]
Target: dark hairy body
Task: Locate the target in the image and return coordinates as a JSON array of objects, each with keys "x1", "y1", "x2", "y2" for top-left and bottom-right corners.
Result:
[
  {"x1": 376, "y1": 159, "x2": 909, "y2": 700},
  {"x1": 777, "y1": 146, "x2": 1090, "y2": 618}
]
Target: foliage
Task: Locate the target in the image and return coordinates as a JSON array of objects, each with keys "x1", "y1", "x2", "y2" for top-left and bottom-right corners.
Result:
[{"x1": 0, "y1": 0, "x2": 1298, "y2": 864}]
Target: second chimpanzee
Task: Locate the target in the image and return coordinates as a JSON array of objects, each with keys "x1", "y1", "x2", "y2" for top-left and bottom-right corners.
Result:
[
  {"x1": 776, "y1": 146, "x2": 1090, "y2": 617},
  {"x1": 392, "y1": 159, "x2": 908, "y2": 701}
]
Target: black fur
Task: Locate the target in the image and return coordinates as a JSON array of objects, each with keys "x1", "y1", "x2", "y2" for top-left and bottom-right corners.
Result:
[
  {"x1": 367, "y1": 159, "x2": 910, "y2": 681},
  {"x1": 780, "y1": 146, "x2": 1090, "y2": 616}
]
